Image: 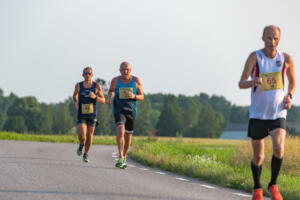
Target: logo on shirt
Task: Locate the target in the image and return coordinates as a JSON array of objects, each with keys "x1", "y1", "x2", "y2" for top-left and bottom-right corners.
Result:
[{"x1": 276, "y1": 60, "x2": 282, "y2": 67}]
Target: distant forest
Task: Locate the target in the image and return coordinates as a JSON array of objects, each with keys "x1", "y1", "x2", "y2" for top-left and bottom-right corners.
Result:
[{"x1": 1, "y1": 79, "x2": 300, "y2": 137}]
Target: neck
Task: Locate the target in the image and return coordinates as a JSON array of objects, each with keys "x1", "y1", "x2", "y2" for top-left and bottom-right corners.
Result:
[
  {"x1": 121, "y1": 75, "x2": 131, "y2": 80},
  {"x1": 262, "y1": 48, "x2": 277, "y2": 58},
  {"x1": 84, "y1": 80, "x2": 92, "y2": 84}
]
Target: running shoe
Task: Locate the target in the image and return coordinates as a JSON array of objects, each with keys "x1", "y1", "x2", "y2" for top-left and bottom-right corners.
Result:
[
  {"x1": 120, "y1": 159, "x2": 127, "y2": 169},
  {"x1": 77, "y1": 144, "x2": 84, "y2": 156},
  {"x1": 115, "y1": 158, "x2": 123, "y2": 167},
  {"x1": 82, "y1": 153, "x2": 89, "y2": 163},
  {"x1": 252, "y1": 188, "x2": 263, "y2": 200},
  {"x1": 268, "y1": 185, "x2": 282, "y2": 200}
]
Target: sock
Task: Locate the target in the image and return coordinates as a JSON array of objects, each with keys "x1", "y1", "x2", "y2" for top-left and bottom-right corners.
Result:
[
  {"x1": 251, "y1": 161, "x2": 262, "y2": 189},
  {"x1": 268, "y1": 155, "x2": 283, "y2": 188}
]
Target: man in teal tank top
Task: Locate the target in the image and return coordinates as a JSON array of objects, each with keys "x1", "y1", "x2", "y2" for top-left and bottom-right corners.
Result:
[{"x1": 108, "y1": 62, "x2": 144, "y2": 169}]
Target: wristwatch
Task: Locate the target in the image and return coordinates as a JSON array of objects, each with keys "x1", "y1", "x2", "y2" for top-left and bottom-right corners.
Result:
[{"x1": 288, "y1": 92, "x2": 293, "y2": 99}]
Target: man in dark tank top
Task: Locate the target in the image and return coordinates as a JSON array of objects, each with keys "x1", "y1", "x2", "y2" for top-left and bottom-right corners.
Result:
[{"x1": 73, "y1": 67, "x2": 105, "y2": 162}]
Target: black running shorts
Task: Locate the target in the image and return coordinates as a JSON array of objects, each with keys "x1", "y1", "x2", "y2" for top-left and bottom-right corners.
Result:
[
  {"x1": 248, "y1": 118, "x2": 286, "y2": 140},
  {"x1": 114, "y1": 109, "x2": 136, "y2": 134},
  {"x1": 77, "y1": 116, "x2": 98, "y2": 127}
]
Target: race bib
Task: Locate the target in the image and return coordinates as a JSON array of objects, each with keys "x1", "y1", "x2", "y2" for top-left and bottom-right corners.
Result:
[
  {"x1": 81, "y1": 103, "x2": 94, "y2": 114},
  {"x1": 119, "y1": 88, "x2": 133, "y2": 99},
  {"x1": 260, "y1": 71, "x2": 283, "y2": 91}
]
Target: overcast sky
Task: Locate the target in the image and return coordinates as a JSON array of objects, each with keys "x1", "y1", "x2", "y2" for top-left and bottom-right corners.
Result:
[{"x1": 0, "y1": 0, "x2": 299, "y2": 105}]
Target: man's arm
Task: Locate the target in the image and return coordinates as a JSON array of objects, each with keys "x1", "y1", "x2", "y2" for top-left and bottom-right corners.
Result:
[
  {"x1": 239, "y1": 52, "x2": 261, "y2": 89},
  {"x1": 96, "y1": 83, "x2": 105, "y2": 104},
  {"x1": 134, "y1": 77, "x2": 144, "y2": 101},
  {"x1": 285, "y1": 53, "x2": 296, "y2": 96},
  {"x1": 73, "y1": 83, "x2": 79, "y2": 109},
  {"x1": 107, "y1": 77, "x2": 117, "y2": 104},
  {"x1": 283, "y1": 53, "x2": 296, "y2": 109}
]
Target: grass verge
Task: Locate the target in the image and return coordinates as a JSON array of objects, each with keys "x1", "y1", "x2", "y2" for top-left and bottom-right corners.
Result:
[{"x1": 129, "y1": 137, "x2": 300, "y2": 200}]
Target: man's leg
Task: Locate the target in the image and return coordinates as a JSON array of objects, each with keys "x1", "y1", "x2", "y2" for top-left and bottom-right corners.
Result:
[
  {"x1": 84, "y1": 125, "x2": 95, "y2": 155},
  {"x1": 78, "y1": 123, "x2": 87, "y2": 145},
  {"x1": 251, "y1": 139, "x2": 265, "y2": 189},
  {"x1": 117, "y1": 124, "x2": 125, "y2": 158},
  {"x1": 123, "y1": 132, "x2": 132, "y2": 158},
  {"x1": 77, "y1": 123, "x2": 87, "y2": 156},
  {"x1": 269, "y1": 128, "x2": 286, "y2": 187}
]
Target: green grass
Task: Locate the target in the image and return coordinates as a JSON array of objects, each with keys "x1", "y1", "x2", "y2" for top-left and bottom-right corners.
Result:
[
  {"x1": 0, "y1": 131, "x2": 117, "y2": 145},
  {"x1": 129, "y1": 138, "x2": 300, "y2": 200}
]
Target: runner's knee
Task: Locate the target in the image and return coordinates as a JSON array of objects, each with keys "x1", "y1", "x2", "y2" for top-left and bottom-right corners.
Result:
[
  {"x1": 253, "y1": 154, "x2": 264, "y2": 166},
  {"x1": 273, "y1": 146, "x2": 284, "y2": 158}
]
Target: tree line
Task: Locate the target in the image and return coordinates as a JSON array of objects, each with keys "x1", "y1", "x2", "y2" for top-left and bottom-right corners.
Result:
[{"x1": 1, "y1": 81, "x2": 300, "y2": 137}]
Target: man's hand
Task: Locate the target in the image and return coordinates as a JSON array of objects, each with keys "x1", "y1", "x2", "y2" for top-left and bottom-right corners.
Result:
[
  {"x1": 253, "y1": 77, "x2": 262, "y2": 87},
  {"x1": 124, "y1": 90, "x2": 135, "y2": 99},
  {"x1": 89, "y1": 91, "x2": 97, "y2": 99},
  {"x1": 283, "y1": 95, "x2": 292, "y2": 110}
]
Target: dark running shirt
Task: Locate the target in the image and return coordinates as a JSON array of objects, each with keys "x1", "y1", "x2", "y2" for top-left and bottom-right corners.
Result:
[{"x1": 78, "y1": 81, "x2": 97, "y2": 118}]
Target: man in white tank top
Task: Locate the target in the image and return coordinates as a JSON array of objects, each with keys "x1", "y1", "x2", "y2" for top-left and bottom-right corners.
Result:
[{"x1": 239, "y1": 25, "x2": 296, "y2": 200}]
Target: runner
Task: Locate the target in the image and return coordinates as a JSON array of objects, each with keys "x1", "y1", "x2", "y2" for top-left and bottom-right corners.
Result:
[
  {"x1": 73, "y1": 67, "x2": 105, "y2": 162},
  {"x1": 107, "y1": 62, "x2": 144, "y2": 169},
  {"x1": 239, "y1": 25, "x2": 296, "y2": 200}
]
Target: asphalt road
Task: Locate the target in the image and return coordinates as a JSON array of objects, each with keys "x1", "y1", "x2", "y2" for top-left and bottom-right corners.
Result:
[{"x1": 0, "y1": 140, "x2": 270, "y2": 200}]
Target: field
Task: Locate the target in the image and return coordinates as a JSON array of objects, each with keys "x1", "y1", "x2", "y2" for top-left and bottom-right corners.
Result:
[
  {"x1": 1, "y1": 132, "x2": 299, "y2": 199},
  {"x1": 129, "y1": 137, "x2": 300, "y2": 200}
]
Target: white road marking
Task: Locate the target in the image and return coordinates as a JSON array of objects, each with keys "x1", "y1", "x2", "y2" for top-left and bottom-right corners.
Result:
[
  {"x1": 200, "y1": 185, "x2": 216, "y2": 189},
  {"x1": 140, "y1": 168, "x2": 149, "y2": 171},
  {"x1": 155, "y1": 172, "x2": 166, "y2": 175},
  {"x1": 175, "y1": 178, "x2": 189, "y2": 181},
  {"x1": 233, "y1": 193, "x2": 252, "y2": 198},
  {"x1": 112, "y1": 152, "x2": 117, "y2": 155},
  {"x1": 127, "y1": 165, "x2": 136, "y2": 167},
  {"x1": 112, "y1": 155, "x2": 118, "y2": 158},
  {"x1": 115, "y1": 158, "x2": 118, "y2": 161}
]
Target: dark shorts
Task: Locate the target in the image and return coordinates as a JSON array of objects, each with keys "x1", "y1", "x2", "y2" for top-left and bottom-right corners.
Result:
[
  {"x1": 77, "y1": 117, "x2": 98, "y2": 127},
  {"x1": 114, "y1": 109, "x2": 136, "y2": 134},
  {"x1": 248, "y1": 118, "x2": 286, "y2": 140}
]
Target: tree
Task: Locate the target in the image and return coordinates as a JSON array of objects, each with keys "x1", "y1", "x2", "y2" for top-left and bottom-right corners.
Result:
[
  {"x1": 186, "y1": 104, "x2": 225, "y2": 138},
  {"x1": 5, "y1": 96, "x2": 42, "y2": 133},
  {"x1": 135, "y1": 97, "x2": 153, "y2": 136},
  {"x1": 40, "y1": 103, "x2": 55, "y2": 134},
  {"x1": 3, "y1": 116, "x2": 27, "y2": 133},
  {"x1": 53, "y1": 103, "x2": 74, "y2": 134},
  {"x1": 230, "y1": 105, "x2": 248, "y2": 123},
  {"x1": 95, "y1": 103, "x2": 114, "y2": 135},
  {"x1": 156, "y1": 95, "x2": 183, "y2": 136}
]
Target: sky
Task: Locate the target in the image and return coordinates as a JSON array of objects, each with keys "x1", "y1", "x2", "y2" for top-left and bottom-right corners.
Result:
[{"x1": 0, "y1": 0, "x2": 300, "y2": 105}]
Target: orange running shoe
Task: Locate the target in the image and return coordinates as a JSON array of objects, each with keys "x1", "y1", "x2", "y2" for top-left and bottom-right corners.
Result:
[
  {"x1": 268, "y1": 185, "x2": 283, "y2": 200},
  {"x1": 252, "y1": 188, "x2": 263, "y2": 200}
]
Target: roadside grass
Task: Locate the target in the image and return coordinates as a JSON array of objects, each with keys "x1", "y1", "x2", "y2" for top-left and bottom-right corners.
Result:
[
  {"x1": 0, "y1": 131, "x2": 119, "y2": 145},
  {"x1": 1, "y1": 132, "x2": 299, "y2": 199},
  {"x1": 130, "y1": 137, "x2": 300, "y2": 200}
]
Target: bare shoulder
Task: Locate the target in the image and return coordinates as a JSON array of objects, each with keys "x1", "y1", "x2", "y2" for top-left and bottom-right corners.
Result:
[
  {"x1": 283, "y1": 52, "x2": 293, "y2": 63},
  {"x1": 111, "y1": 77, "x2": 118, "y2": 84},
  {"x1": 248, "y1": 51, "x2": 257, "y2": 62},
  {"x1": 134, "y1": 76, "x2": 142, "y2": 84}
]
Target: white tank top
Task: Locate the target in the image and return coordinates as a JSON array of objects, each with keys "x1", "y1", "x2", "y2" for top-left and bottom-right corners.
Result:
[{"x1": 249, "y1": 49, "x2": 287, "y2": 120}]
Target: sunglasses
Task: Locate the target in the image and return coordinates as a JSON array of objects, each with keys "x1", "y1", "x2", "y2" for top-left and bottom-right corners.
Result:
[{"x1": 84, "y1": 72, "x2": 92, "y2": 75}]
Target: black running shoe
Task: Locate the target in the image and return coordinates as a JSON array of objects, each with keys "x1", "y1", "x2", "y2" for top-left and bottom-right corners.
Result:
[
  {"x1": 77, "y1": 144, "x2": 84, "y2": 156},
  {"x1": 83, "y1": 153, "x2": 89, "y2": 163}
]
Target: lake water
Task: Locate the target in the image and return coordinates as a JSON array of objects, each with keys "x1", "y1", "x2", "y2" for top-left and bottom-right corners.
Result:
[{"x1": 220, "y1": 131, "x2": 248, "y2": 140}]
